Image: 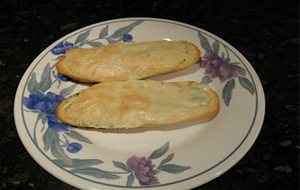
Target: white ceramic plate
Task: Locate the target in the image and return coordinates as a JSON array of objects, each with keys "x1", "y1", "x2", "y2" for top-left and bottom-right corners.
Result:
[{"x1": 14, "y1": 18, "x2": 265, "y2": 190}]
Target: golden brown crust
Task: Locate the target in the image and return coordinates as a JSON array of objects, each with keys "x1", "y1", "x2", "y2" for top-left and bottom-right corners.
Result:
[
  {"x1": 56, "y1": 58, "x2": 95, "y2": 83},
  {"x1": 55, "y1": 98, "x2": 70, "y2": 125},
  {"x1": 55, "y1": 40, "x2": 201, "y2": 83},
  {"x1": 56, "y1": 80, "x2": 220, "y2": 129}
]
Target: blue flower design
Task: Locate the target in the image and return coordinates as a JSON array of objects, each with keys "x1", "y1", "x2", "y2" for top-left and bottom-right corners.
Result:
[
  {"x1": 23, "y1": 92, "x2": 63, "y2": 115},
  {"x1": 57, "y1": 73, "x2": 68, "y2": 81},
  {"x1": 51, "y1": 41, "x2": 77, "y2": 55},
  {"x1": 23, "y1": 92, "x2": 70, "y2": 132},
  {"x1": 23, "y1": 91, "x2": 46, "y2": 110},
  {"x1": 47, "y1": 115, "x2": 70, "y2": 132},
  {"x1": 122, "y1": 34, "x2": 133, "y2": 42},
  {"x1": 67, "y1": 142, "x2": 82, "y2": 153}
]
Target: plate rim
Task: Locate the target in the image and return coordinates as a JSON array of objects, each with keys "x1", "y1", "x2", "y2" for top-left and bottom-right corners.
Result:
[{"x1": 14, "y1": 17, "x2": 265, "y2": 190}]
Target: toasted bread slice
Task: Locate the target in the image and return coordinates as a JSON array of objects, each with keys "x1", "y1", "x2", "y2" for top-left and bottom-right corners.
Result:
[
  {"x1": 56, "y1": 80, "x2": 219, "y2": 129},
  {"x1": 56, "y1": 40, "x2": 200, "y2": 83}
]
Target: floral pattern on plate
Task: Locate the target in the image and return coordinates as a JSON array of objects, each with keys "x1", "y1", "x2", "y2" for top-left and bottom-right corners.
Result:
[
  {"x1": 15, "y1": 18, "x2": 265, "y2": 190},
  {"x1": 198, "y1": 32, "x2": 255, "y2": 106},
  {"x1": 51, "y1": 20, "x2": 140, "y2": 55},
  {"x1": 22, "y1": 21, "x2": 191, "y2": 187}
]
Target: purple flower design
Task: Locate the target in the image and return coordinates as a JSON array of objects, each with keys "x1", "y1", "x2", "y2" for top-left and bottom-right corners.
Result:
[
  {"x1": 126, "y1": 156, "x2": 159, "y2": 186},
  {"x1": 23, "y1": 92, "x2": 70, "y2": 132},
  {"x1": 51, "y1": 41, "x2": 77, "y2": 55},
  {"x1": 201, "y1": 52, "x2": 246, "y2": 82}
]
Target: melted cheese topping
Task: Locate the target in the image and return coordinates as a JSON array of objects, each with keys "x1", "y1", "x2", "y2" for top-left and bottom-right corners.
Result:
[
  {"x1": 59, "y1": 40, "x2": 200, "y2": 82},
  {"x1": 65, "y1": 80, "x2": 215, "y2": 129}
]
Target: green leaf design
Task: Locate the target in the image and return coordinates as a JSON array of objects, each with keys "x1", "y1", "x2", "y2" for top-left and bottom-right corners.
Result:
[
  {"x1": 74, "y1": 30, "x2": 91, "y2": 44},
  {"x1": 39, "y1": 64, "x2": 52, "y2": 92},
  {"x1": 224, "y1": 47, "x2": 231, "y2": 63},
  {"x1": 224, "y1": 57, "x2": 231, "y2": 63},
  {"x1": 201, "y1": 75, "x2": 213, "y2": 84},
  {"x1": 61, "y1": 134, "x2": 69, "y2": 147},
  {"x1": 126, "y1": 173, "x2": 134, "y2": 187},
  {"x1": 51, "y1": 136, "x2": 73, "y2": 165},
  {"x1": 41, "y1": 124, "x2": 46, "y2": 132},
  {"x1": 85, "y1": 41, "x2": 103, "y2": 47},
  {"x1": 71, "y1": 168, "x2": 120, "y2": 179},
  {"x1": 37, "y1": 112, "x2": 45, "y2": 121},
  {"x1": 113, "y1": 161, "x2": 131, "y2": 172},
  {"x1": 43, "y1": 128, "x2": 56, "y2": 151},
  {"x1": 158, "y1": 164, "x2": 191, "y2": 174},
  {"x1": 27, "y1": 72, "x2": 39, "y2": 93},
  {"x1": 65, "y1": 130, "x2": 92, "y2": 144},
  {"x1": 148, "y1": 142, "x2": 169, "y2": 159},
  {"x1": 221, "y1": 52, "x2": 225, "y2": 59},
  {"x1": 238, "y1": 76, "x2": 255, "y2": 95},
  {"x1": 212, "y1": 40, "x2": 220, "y2": 54},
  {"x1": 59, "y1": 84, "x2": 77, "y2": 97},
  {"x1": 106, "y1": 38, "x2": 120, "y2": 44},
  {"x1": 229, "y1": 62, "x2": 240, "y2": 65},
  {"x1": 53, "y1": 159, "x2": 103, "y2": 168},
  {"x1": 41, "y1": 115, "x2": 47, "y2": 125},
  {"x1": 198, "y1": 32, "x2": 213, "y2": 52},
  {"x1": 222, "y1": 79, "x2": 236, "y2": 106},
  {"x1": 78, "y1": 40, "x2": 88, "y2": 47},
  {"x1": 109, "y1": 20, "x2": 143, "y2": 38},
  {"x1": 158, "y1": 153, "x2": 174, "y2": 168},
  {"x1": 99, "y1": 25, "x2": 109, "y2": 38},
  {"x1": 24, "y1": 109, "x2": 40, "y2": 113}
]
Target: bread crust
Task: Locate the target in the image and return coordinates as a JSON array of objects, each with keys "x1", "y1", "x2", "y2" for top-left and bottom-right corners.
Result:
[
  {"x1": 56, "y1": 80, "x2": 219, "y2": 129},
  {"x1": 55, "y1": 40, "x2": 201, "y2": 83}
]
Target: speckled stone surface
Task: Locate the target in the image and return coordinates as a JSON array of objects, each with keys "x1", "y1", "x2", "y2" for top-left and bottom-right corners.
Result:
[{"x1": 0, "y1": 0, "x2": 299, "y2": 190}]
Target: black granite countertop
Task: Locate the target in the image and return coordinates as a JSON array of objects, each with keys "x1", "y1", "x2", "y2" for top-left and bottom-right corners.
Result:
[{"x1": 0, "y1": 0, "x2": 299, "y2": 190}]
